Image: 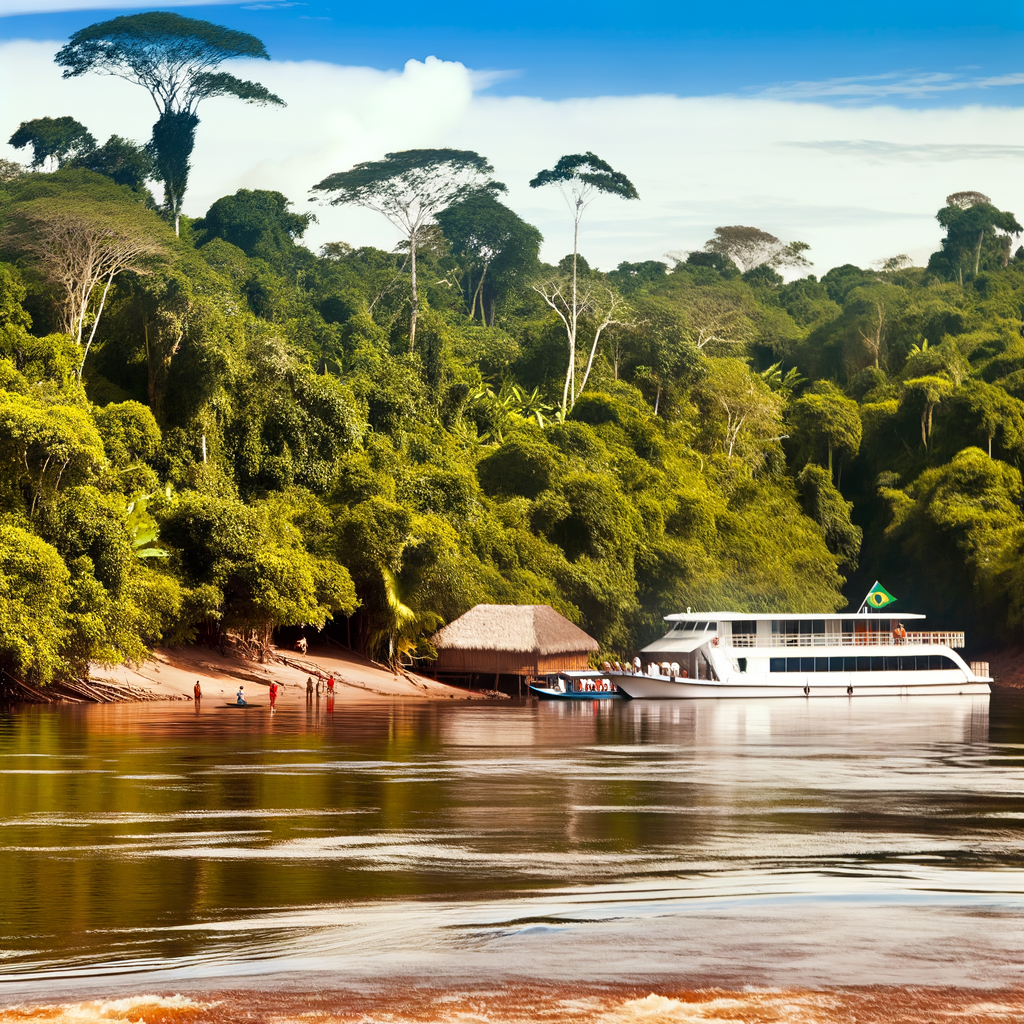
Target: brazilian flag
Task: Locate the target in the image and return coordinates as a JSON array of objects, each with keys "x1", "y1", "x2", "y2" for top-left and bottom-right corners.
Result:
[{"x1": 864, "y1": 582, "x2": 896, "y2": 609}]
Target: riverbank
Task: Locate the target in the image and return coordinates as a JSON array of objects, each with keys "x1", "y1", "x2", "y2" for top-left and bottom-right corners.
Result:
[
  {"x1": 0, "y1": 643, "x2": 481, "y2": 707},
  {"x1": 982, "y1": 647, "x2": 1024, "y2": 688},
  {"x1": 89, "y1": 642, "x2": 482, "y2": 703}
]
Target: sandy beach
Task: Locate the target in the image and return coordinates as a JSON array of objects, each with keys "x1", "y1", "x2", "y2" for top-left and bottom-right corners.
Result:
[{"x1": 90, "y1": 643, "x2": 483, "y2": 703}]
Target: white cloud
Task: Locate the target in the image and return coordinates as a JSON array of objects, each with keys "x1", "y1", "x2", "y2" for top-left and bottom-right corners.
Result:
[
  {"x1": 3, "y1": 39, "x2": 1024, "y2": 274},
  {"x1": 753, "y1": 70, "x2": 1024, "y2": 101}
]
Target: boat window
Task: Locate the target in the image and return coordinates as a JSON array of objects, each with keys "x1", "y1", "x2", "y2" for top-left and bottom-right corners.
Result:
[
  {"x1": 769, "y1": 655, "x2": 958, "y2": 673},
  {"x1": 705, "y1": 621, "x2": 717, "y2": 631},
  {"x1": 772, "y1": 620, "x2": 825, "y2": 635},
  {"x1": 732, "y1": 620, "x2": 757, "y2": 636},
  {"x1": 737, "y1": 658, "x2": 747, "y2": 673}
]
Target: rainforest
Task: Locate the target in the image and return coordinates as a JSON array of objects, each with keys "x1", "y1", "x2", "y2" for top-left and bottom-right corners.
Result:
[{"x1": 1, "y1": 138, "x2": 1022, "y2": 684}]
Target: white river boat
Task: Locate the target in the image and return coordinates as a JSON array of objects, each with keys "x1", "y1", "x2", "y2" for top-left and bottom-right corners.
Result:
[{"x1": 610, "y1": 609, "x2": 992, "y2": 700}]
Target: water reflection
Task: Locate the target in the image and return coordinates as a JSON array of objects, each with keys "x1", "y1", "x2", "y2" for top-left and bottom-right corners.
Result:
[{"x1": 2, "y1": 691, "x2": 1022, "y2": 994}]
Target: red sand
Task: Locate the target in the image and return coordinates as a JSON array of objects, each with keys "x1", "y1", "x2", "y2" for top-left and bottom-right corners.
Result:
[
  {"x1": 90, "y1": 643, "x2": 484, "y2": 703},
  {"x1": 5, "y1": 985, "x2": 1024, "y2": 1023}
]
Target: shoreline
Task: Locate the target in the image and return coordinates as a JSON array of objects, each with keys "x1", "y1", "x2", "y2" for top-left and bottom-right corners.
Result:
[{"x1": 2, "y1": 643, "x2": 483, "y2": 708}]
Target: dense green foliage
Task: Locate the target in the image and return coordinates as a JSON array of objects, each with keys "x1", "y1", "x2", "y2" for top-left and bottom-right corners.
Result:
[
  {"x1": 56, "y1": 12, "x2": 284, "y2": 233},
  {"x1": 1, "y1": 156, "x2": 1022, "y2": 681}
]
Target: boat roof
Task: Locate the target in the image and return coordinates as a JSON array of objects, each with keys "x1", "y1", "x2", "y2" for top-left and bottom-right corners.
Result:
[
  {"x1": 664, "y1": 611, "x2": 926, "y2": 622},
  {"x1": 643, "y1": 635, "x2": 711, "y2": 654}
]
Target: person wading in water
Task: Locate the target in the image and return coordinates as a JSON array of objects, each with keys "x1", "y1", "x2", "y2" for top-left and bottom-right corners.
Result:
[
  {"x1": 269, "y1": 682, "x2": 279, "y2": 710},
  {"x1": 193, "y1": 680, "x2": 202, "y2": 702}
]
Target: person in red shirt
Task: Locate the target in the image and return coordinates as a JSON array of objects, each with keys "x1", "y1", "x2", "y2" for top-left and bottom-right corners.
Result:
[
  {"x1": 193, "y1": 680, "x2": 202, "y2": 701},
  {"x1": 327, "y1": 676, "x2": 335, "y2": 694},
  {"x1": 269, "y1": 682, "x2": 279, "y2": 709}
]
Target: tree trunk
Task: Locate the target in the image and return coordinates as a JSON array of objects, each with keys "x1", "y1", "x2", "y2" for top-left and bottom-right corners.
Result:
[
  {"x1": 408, "y1": 229, "x2": 419, "y2": 353},
  {"x1": 471, "y1": 262, "x2": 489, "y2": 322},
  {"x1": 79, "y1": 271, "x2": 115, "y2": 380},
  {"x1": 974, "y1": 230, "x2": 984, "y2": 277},
  {"x1": 562, "y1": 206, "x2": 581, "y2": 416}
]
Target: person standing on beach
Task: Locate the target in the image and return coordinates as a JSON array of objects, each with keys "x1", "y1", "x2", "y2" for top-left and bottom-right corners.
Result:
[
  {"x1": 193, "y1": 680, "x2": 202, "y2": 701},
  {"x1": 327, "y1": 675, "x2": 335, "y2": 695},
  {"x1": 269, "y1": 682, "x2": 279, "y2": 709},
  {"x1": 306, "y1": 676, "x2": 314, "y2": 700}
]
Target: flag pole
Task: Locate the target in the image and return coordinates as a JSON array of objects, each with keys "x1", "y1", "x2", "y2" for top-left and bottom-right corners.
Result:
[{"x1": 857, "y1": 582, "x2": 881, "y2": 614}]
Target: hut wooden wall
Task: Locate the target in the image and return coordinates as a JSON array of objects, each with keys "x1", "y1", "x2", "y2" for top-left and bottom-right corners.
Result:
[
  {"x1": 536, "y1": 653, "x2": 593, "y2": 674},
  {"x1": 435, "y1": 649, "x2": 594, "y2": 676}
]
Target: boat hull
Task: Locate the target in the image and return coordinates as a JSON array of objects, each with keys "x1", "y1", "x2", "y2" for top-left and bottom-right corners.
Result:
[
  {"x1": 528, "y1": 684, "x2": 622, "y2": 700},
  {"x1": 611, "y1": 673, "x2": 991, "y2": 699}
]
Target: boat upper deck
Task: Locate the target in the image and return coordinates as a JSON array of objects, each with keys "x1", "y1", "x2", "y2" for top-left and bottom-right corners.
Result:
[{"x1": 659, "y1": 612, "x2": 964, "y2": 649}]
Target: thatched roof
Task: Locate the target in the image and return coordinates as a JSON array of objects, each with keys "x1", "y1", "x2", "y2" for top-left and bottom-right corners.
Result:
[{"x1": 432, "y1": 605, "x2": 599, "y2": 656}]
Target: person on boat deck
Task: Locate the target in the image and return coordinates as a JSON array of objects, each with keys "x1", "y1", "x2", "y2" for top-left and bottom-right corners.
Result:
[
  {"x1": 236, "y1": 686, "x2": 247, "y2": 706},
  {"x1": 632, "y1": 656, "x2": 641, "y2": 674}
]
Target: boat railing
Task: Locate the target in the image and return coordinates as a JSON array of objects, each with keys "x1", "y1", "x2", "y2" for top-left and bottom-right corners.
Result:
[{"x1": 726, "y1": 631, "x2": 965, "y2": 649}]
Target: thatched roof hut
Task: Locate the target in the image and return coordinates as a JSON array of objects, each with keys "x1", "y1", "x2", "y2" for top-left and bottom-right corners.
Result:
[{"x1": 431, "y1": 604, "x2": 599, "y2": 678}]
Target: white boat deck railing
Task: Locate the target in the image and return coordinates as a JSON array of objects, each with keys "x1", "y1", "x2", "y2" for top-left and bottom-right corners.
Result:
[{"x1": 726, "y1": 631, "x2": 965, "y2": 649}]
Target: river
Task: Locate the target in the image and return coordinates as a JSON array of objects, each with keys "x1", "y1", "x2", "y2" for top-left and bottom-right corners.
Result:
[{"x1": 2, "y1": 692, "x2": 1024, "y2": 1021}]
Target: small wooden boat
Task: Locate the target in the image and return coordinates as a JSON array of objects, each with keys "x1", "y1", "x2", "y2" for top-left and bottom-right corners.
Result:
[
  {"x1": 529, "y1": 672, "x2": 622, "y2": 700},
  {"x1": 221, "y1": 703, "x2": 265, "y2": 708}
]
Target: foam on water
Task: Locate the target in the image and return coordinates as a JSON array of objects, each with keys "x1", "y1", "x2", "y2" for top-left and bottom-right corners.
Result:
[{"x1": 5, "y1": 988, "x2": 1024, "y2": 1024}]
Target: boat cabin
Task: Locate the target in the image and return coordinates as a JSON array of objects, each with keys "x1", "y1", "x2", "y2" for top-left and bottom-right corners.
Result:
[{"x1": 641, "y1": 611, "x2": 966, "y2": 681}]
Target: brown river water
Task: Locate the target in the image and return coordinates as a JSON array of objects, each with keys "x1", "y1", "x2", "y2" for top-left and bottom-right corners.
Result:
[{"x1": 2, "y1": 692, "x2": 1024, "y2": 1021}]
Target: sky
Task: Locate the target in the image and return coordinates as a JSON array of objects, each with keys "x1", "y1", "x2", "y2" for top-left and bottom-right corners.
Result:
[{"x1": 3, "y1": 1, "x2": 1024, "y2": 273}]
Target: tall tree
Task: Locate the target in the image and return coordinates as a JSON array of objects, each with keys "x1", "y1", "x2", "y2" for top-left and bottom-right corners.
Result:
[
  {"x1": 529, "y1": 152, "x2": 639, "y2": 414},
  {"x1": 195, "y1": 189, "x2": 315, "y2": 258},
  {"x1": 56, "y1": 12, "x2": 284, "y2": 236},
  {"x1": 702, "y1": 225, "x2": 811, "y2": 274},
  {"x1": 435, "y1": 190, "x2": 542, "y2": 324},
  {"x1": 927, "y1": 192, "x2": 1022, "y2": 283},
  {"x1": 534, "y1": 271, "x2": 633, "y2": 413},
  {"x1": 312, "y1": 149, "x2": 503, "y2": 352},
  {"x1": 2, "y1": 198, "x2": 168, "y2": 377},
  {"x1": 786, "y1": 381, "x2": 862, "y2": 477},
  {"x1": 8, "y1": 117, "x2": 95, "y2": 171}
]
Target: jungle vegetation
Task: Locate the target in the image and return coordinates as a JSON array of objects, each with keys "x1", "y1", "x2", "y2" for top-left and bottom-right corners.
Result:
[{"x1": 2, "y1": 23, "x2": 1024, "y2": 682}]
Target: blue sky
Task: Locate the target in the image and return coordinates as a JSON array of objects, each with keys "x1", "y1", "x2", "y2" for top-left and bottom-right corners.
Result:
[
  {"x1": 4, "y1": 1, "x2": 1024, "y2": 273},
  {"x1": 4, "y1": 1, "x2": 1024, "y2": 104}
]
